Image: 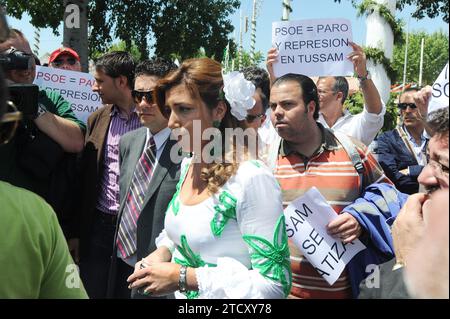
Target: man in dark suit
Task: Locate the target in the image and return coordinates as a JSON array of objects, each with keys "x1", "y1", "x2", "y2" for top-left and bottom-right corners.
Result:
[
  {"x1": 376, "y1": 88, "x2": 429, "y2": 194},
  {"x1": 76, "y1": 52, "x2": 141, "y2": 299},
  {"x1": 106, "y1": 58, "x2": 180, "y2": 299},
  {"x1": 359, "y1": 101, "x2": 448, "y2": 299}
]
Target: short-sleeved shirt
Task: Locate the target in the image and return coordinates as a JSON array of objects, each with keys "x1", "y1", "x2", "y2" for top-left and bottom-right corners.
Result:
[
  {"x1": 275, "y1": 124, "x2": 390, "y2": 299},
  {"x1": 39, "y1": 89, "x2": 86, "y2": 131},
  {"x1": 0, "y1": 181, "x2": 88, "y2": 298},
  {"x1": 0, "y1": 90, "x2": 85, "y2": 195}
]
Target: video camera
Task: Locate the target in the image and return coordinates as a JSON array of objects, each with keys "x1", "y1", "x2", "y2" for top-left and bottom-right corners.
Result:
[
  {"x1": 8, "y1": 84, "x2": 38, "y2": 120},
  {"x1": 0, "y1": 51, "x2": 39, "y2": 120},
  {"x1": 0, "y1": 48, "x2": 34, "y2": 71},
  {"x1": 1, "y1": 8, "x2": 39, "y2": 120}
]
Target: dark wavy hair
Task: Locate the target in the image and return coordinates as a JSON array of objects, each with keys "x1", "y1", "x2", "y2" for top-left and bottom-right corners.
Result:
[
  {"x1": 95, "y1": 51, "x2": 135, "y2": 89},
  {"x1": 135, "y1": 57, "x2": 178, "y2": 79}
]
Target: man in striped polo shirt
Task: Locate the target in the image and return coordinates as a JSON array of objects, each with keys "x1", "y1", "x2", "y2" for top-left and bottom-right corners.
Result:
[{"x1": 269, "y1": 73, "x2": 390, "y2": 299}]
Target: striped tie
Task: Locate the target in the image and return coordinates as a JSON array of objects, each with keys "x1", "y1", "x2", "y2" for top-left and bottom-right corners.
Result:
[{"x1": 117, "y1": 137, "x2": 156, "y2": 259}]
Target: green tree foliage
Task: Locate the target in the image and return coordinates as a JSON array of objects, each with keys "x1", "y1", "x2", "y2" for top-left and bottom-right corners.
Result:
[
  {"x1": 345, "y1": 91, "x2": 399, "y2": 133},
  {"x1": 1, "y1": 0, "x2": 240, "y2": 61},
  {"x1": 91, "y1": 40, "x2": 142, "y2": 62},
  {"x1": 396, "y1": 0, "x2": 449, "y2": 23},
  {"x1": 334, "y1": 0, "x2": 448, "y2": 23},
  {"x1": 153, "y1": 0, "x2": 240, "y2": 61},
  {"x1": 392, "y1": 31, "x2": 449, "y2": 86}
]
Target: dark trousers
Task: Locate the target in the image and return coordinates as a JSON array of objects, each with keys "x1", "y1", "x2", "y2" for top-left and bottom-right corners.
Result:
[{"x1": 80, "y1": 210, "x2": 133, "y2": 299}]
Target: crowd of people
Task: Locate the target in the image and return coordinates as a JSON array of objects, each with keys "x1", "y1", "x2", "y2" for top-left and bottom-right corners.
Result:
[{"x1": 0, "y1": 16, "x2": 448, "y2": 299}]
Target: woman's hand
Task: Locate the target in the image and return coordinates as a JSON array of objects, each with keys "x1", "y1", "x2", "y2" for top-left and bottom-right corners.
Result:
[
  {"x1": 327, "y1": 212, "x2": 363, "y2": 244},
  {"x1": 127, "y1": 262, "x2": 181, "y2": 297}
]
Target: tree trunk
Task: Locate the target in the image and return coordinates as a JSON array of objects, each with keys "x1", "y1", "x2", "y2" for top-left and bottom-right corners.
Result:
[
  {"x1": 63, "y1": 0, "x2": 88, "y2": 72},
  {"x1": 365, "y1": 0, "x2": 396, "y2": 103}
]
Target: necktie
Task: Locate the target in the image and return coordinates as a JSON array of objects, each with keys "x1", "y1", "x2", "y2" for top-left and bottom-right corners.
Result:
[{"x1": 117, "y1": 137, "x2": 156, "y2": 259}]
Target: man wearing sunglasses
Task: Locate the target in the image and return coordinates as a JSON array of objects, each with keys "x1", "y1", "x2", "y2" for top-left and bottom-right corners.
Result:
[
  {"x1": 359, "y1": 105, "x2": 448, "y2": 299},
  {"x1": 376, "y1": 87, "x2": 430, "y2": 194},
  {"x1": 242, "y1": 67, "x2": 269, "y2": 130},
  {"x1": 48, "y1": 47, "x2": 82, "y2": 72},
  {"x1": 106, "y1": 58, "x2": 178, "y2": 299}
]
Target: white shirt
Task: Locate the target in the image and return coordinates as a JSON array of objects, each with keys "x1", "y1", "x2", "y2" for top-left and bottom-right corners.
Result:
[
  {"x1": 318, "y1": 102, "x2": 386, "y2": 146},
  {"x1": 145, "y1": 127, "x2": 171, "y2": 164},
  {"x1": 404, "y1": 125, "x2": 429, "y2": 166}
]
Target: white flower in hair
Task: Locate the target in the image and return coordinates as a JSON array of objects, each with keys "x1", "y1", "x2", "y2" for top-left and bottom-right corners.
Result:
[{"x1": 222, "y1": 71, "x2": 256, "y2": 121}]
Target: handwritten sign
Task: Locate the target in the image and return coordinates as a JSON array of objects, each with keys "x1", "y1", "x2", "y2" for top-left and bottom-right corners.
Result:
[
  {"x1": 272, "y1": 18, "x2": 354, "y2": 78},
  {"x1": 34, "y1": 66, "x2": 102, "y2": 123},
  {"x1": 284, "y1": 187, "x2": 366, "y2": 285},
  {"x1": 429, "y1": 62, "x2": 449, "y2": 115}
]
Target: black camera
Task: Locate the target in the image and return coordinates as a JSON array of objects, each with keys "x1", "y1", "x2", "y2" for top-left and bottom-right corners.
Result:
[
  {"x1": 8, "y1": 83, "x2": 39, "y2": 120},
  {"x1": 0, "y1": 48, "x2": 34, "y2": 71}
]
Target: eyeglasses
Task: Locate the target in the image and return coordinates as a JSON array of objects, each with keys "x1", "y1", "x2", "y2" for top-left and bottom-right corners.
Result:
[
  {"x1": 132, "y1": 90, "x2": 154, "y2": 104},
  {"x1": 398, "y1": 103, "x2": 417, "y2": 110},
  {"x1": 51, "y1": 57, "x2": 77, "y2": 67},
  {"x1": 0, "y1": 101, "x2": 22, "y2": 145},
  {"x1": 245, "y1": 113, "x2": 265, "y2": 123}
]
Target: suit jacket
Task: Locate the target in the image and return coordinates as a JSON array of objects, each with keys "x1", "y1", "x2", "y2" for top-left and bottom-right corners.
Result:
[
  {"x1": 376, "y1": 128, "x2": 427, "y2": 195},
  {"x1": 106, "y1": 127, "x2": 182, "y2": 298},
  {"x1": 76, "y1": 105, "x2": 114, "y2": 253},
  {"x1": 358, "y1": 258, "x2": 410, "y2": 299}
]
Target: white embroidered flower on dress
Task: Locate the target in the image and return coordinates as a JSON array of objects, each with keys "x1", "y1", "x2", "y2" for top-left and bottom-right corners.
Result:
[{"x1": 222, "y1": 71, "x2": 256, "y2": 121}]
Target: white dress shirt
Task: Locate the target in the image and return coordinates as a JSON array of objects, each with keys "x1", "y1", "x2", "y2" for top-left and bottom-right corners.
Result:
[{"x1": 318, "y1": 102, "x2": 386, "y2": 146}]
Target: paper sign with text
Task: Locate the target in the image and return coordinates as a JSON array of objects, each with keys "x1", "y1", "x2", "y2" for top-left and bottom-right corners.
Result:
[
  {"x1": 34, "y1": 66, "x2": 102, "y2": 123},
  {"x1": 284, "y1": 187, "x2": 366, "y2": 285},
  {"x1": 272, "y1": 18, "x2": 354, "y2": 78},
  {"x1": 429, "y1": 62, "x2": 449, "y2": 115}
]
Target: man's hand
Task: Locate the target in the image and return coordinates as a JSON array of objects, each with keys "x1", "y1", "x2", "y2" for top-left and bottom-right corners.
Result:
[
  {"x1": 347, "y1": 42, "x2": 368, "y2": 78},
  {"x1": 400, "y1": 168, "x2": 409, "y2": 175},
  {"x1": 266, "y1": 47, "x2": 279, "y2": 87},
  {"x1": 327, "y1": 212, "x2": 363, "y2": 244},
  {"x1": 414, "y1": 85, "x2": 432, "y2": 119},
  {"x1": 392, "y1": 193, "x2": 428, "y2": 265}
]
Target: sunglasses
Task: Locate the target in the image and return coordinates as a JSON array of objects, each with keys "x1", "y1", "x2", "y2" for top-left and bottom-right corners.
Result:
[
  {"x1": 398, "y1": 103, "x2": 417, "y2": 110},
  {"x1": 132, "y1": 90, "x2": 154, "y2": 104},
  {"x1": 51, "y1": 57, "x2": 77, "y2": 67},
  {"x1": 245, "y1": 113, "x2": 265, "y2": 123}
]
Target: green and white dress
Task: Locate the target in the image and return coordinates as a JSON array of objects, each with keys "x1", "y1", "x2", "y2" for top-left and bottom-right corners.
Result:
[{"x1": 156, "y1": 157, "x2": 292, "y2": 299}]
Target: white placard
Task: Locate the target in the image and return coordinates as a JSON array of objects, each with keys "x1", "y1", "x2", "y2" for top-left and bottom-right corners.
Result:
[
  {"x1": 34, "y1": 66, "x2": 102, "y2": 123},
  {"x1": 429, "y1": 62, "x2": 449, "y2": 115},
  {"x1": 272, "y1": 18, "x2": 354, "y2": 78},
  {"x1": 284, "y1": 187, "x2": 366, "y2": 285}
]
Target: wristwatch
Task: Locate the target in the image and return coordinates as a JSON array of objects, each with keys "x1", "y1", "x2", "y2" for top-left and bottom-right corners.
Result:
[
  {"x1": 36, "y1": 103, "x2": 48, "y2": 118},
  {"x1": 358, "y1": 70, "x2": 371, "y2": 84},
  {"x1": 179, "y1": 265, "x2": 188, "y2": 293}
]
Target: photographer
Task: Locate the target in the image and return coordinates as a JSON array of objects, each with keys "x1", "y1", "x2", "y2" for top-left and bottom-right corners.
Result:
[
  {"x1": 0, "y1": 12, "x2": 87, "y2": 298},
  {"x1": 0, "y1": 30, "x2": 85, "y2": 243}
]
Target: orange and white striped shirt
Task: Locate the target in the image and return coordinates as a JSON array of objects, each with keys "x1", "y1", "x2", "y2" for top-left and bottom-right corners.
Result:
[{"x1": 275, "y1": 125, "x2": 390, "y2": 299}]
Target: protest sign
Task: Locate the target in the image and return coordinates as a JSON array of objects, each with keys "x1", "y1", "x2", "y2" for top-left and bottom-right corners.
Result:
[
  {"x1": 272, "y1": 18, "x2": 354, "y2": 78},
  {"x1": 429, "y1": 62, "x2": 449, "y2": 115},
  {"x1": 34, "y1": 66, "x2": 102, "y2": 123},
  {"x1": 284, "y1": 187, "x2": 366, "y2": 285}
]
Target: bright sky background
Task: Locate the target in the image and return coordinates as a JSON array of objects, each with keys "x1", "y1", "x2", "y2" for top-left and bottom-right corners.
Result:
[{"x1": 5, "y1": 0, "x2": 449, "y2": 60}]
